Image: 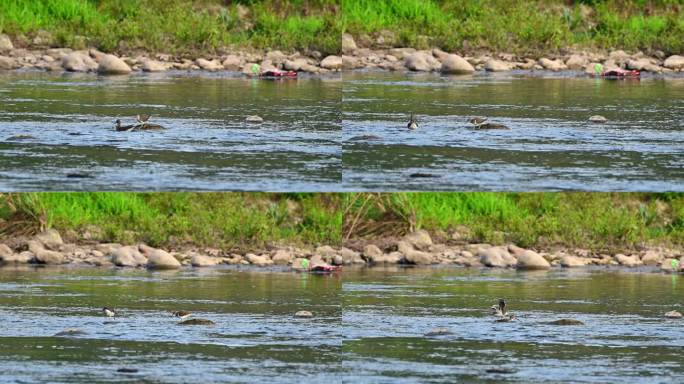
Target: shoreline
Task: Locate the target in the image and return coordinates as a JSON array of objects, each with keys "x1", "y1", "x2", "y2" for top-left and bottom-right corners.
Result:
[
  {"x1": 341, "y1": 35, "x2": 684, "y2": 77},
  {"x1": 1, "y1": 228, "x2": 681, "y2": 274}
]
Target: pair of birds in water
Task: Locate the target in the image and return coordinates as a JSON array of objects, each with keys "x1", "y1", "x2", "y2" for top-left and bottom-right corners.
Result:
[
  {"x1": 115, "y1": 114, "x2": 165, "y2": 131},
  {"x1": 407, "y1": 114, "x2": 509, "y2": 130},
  {"x1": 102, "y1": 307, "x2": 191, "y2": 320}
]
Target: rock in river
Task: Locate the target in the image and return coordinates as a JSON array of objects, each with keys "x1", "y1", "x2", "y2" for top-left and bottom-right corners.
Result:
[
  {"x1": 178, "y1": 318, "x2": 215, "y2": 325},
  {"x1": 294, "y1": 310, "x2": 313, "y2": 318},
  {"x1": 440, "y1": 54, "x2": 474, "y2": 74},
  {"x1": 245, "y1": 115, "x2": 264, "y2": 123},
  {"x1": 665, "y1": 310, "x2": 682, "y2": 319},
  {"x1": 146, "y1": 249, "x2": 181, "y2": 269},
  {"x1": 588, "y1": 115, "x2": 607, "y2": 123},
  {"x1": 424, "y1": 327, "x2": 454, "y2": 336},
  {"x1": 516, "y1": 250, "x2": 550, "y2": 270},
  {"x1": 97, "y1": 54, "x2": 132, "y2": 75},
  {"x1": 546, "y1": 319, "x2": 584, "y2": 326}
]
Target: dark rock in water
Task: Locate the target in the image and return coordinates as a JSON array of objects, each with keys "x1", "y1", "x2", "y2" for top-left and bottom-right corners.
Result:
[
  {"x1": 409, "y1": 173, "x2": 440, "y2": 178},
  {"x1": 294, "y1": 310, "x2": 313, "y2": 318},
  {"x1": 117, "y1": 368, "x2": 138, "y2": 373},
  {"x1": 6, "y1": 134, "x2": 36, "y2": 141},
  {"x1": 66, "y1": 173, "x2": 94, "y2": 179},
  {"x1": 68, "y1": 132, "x2": 83, "y2": 136},
  {"x1": 547, "y1": 319, "x2": 584, "y2": 325},
  {"x1": 53, "y1": 328, "x2": 88, "y2": 337},
  {"x1": 178, "y1": 318, "x2": 215, "y2": 325},
  {"x1": 349, "y1": 134, "x2": 382, "y2": 141},
  {"x1": 424, "y1": 327, "x2": 453, "y2": 336},
  {"x1": 486, "y1": 367, "x2": 516, "y2": 374}
]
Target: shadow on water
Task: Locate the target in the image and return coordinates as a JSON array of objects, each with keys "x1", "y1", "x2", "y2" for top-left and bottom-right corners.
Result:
[
  {"x1": 0, "y1": 71, "x2": 342, "y2": 191},
  {"x1": 342, "y1": 71, "x2": 684, "y2": 191}
]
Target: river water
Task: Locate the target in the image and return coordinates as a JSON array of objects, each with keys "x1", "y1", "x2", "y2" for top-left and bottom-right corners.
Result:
[
  {"x1": 0, "y1": 71, "x2": 341, "y2": 191},
  {"x1": 343, "y1": 71, "x2": 684, "y2": 191},
  {"x1": 1, "y1": 266, "x2": 682, "y2": 383}
]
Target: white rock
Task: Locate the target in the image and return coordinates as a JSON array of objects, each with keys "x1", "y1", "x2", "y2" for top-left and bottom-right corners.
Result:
[
  {"x1": 665, "y1": 310, "x2": 682, "y2": 319},
  {"x1": 97, "y1": 54, "x2": 132, "y2": 74},
  {"x1": 663, "y1": 55, "x2": 684, "y2": 70},
  {"x1": 539, "y1": 58, "x2": 565, "y2": 71},
  {"x1": 245, "y1": 115, "x2": 263, "y2": 123},
  {"x1": 588, "y1": 115, "x2": 607, "y2": 123},
  {"x1": 516, "y1": 250, "x2": 551, "y2": 270},
  {"x1": 196, "y1": 58, "x2": 222, "y2": 71},
  {"x1": 191, "y1": 254, "x2": 220, "y2": 267},
  {"x1": 560, "y1": 255, "x2": 588, "y2": 268},
  {"x1": 147, "y1": 249, "x2": 181, "y2": 269},
  {"x1": 245, "y1": 253, "x2": 273, "y2": 266},
  {"x1": 484, "y1": 59, "x2": 510, "y2": 72},
  {"x1": 615, "y1": 254, "x2": 642, "y2": 267},
  {"x1": 320, "y1": 55, "x2": 342, "y2": 70},
  {"x1": 294, "y1": 310, "x2": 313, "y2": 318},
  {"x1": 440, "y1": 54, "x2": 475, "y2": 74},
  {"x1": 141, "y1": 59, "x2": 166, "y2": 72}
]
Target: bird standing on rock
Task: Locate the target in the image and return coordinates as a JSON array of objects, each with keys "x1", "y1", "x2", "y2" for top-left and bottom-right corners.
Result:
[{"x1": 172, "y1": 310, "x2": 192, "y2": 320}]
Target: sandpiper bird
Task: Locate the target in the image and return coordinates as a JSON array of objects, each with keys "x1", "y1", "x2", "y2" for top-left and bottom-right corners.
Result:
[
  {"x1": 172, "y1": 310, "x2": 192, "y2": 320},
  {"x1": 136, "y1": 114, "x2": 151, "y2": 124},
  {"x1": 491, "y1": 299, "x2": 516, "y2": 321},
  {"x1": 407, "y1": 114, "x2": 418, "y2": 130},
  {"x1": 469, "y1": 117, "x2": 509, "y2": 130},
  {"x1": 102, "y1": 307, "x2": 117, "y2": 317}
]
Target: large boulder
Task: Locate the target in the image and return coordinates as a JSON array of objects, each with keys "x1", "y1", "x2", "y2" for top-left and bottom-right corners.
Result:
[
  {"x1": 315, "y1": 245, "x2": 338, "y2": 258},
  {"x1": 342, "y1": 33, "x2": 357, "y2": 54},
  {"x1": 0, "y1": 55, "x2": 19, "y2": 70},
  {"x1": 441, "y1": 54, "x2": 474, "y2": 74},
  {"x1": 663, "y1": 55, "x2": 684, "y2": 70},
  {"x1": 363, "y1": 244, "x2": 383, "y2": 260},
  {"x1": 516, "y1": 250, "x2": 550, "y2": 270},
  {"x1": 404, "y1": 52, "x2": 438, "y2": 72},
  {"x1": 110, "y1": 246, "x2": 146, "y2": 267},
  {"x1": 196, "y1": 58, "x2": 222, "y2": 71},
  {"x1": 222, "y1": 55, "x2": 241, "y2": 71},
  {"x1": 640, "y1": 250, "x2": 662, "y2": 266},
  {"x1": 615, "y1": 254, "x2": 642, "y2": 267},
  {"x1": 35, "y1": 229, "x2": 63, "y2": 249},
  {"x1": 339, "y1": 247, "x2": 364, "y2": 264},
  {"x1": 320, "y1": 55, "x2": 342, "y2": 70},
  {"x1": 373, "y1": 251, "x2": 403, "y2": 264},
  {"x1": 565, "y1": 54, "x2": 587, "y2": 70},
  {"x1": 98, "y1": 54, "x2": 132, "y2": 74},
  {"x1": 271, "y1": 249, "x2": 293, "y2": 265},
  {"x1": 245, "y1": 253, "x2": 273, "y2": 266},
  {"x1": 62, "y1": 52, "x2": 98, "y2": 72},
  {"x1": 484, "y1": 59, "x2": 510, "y2": 72},
  {"x1": 147, "y1": 249, "x2": 181, "y2": 269},
  {"x1": 539, "y1": 58, "x2": 565, "y2": 71},
  {"x1": 403, "y1": 230, "x2": 432, "y2": 250},
  {"x1": 34, "y1": 249, "x2": 66, "y2": 264},
  {"x1": 479, "y1": 246, "x2": 515, "y2": 268}
]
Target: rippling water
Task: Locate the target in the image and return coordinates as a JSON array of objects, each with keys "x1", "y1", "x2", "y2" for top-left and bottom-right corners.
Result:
[
  {"x1": 0, "y1": 266, "x2": 341, "y2": 383},
  {"x1": 342, "y1": 267, "x2": 684, "y2": 383},
  {"x1": 0, "y1": 71, "x2": 341, "y2": 191},
  {"x1": 343, "y1": 71, "x2": 684, "y2": 191}
]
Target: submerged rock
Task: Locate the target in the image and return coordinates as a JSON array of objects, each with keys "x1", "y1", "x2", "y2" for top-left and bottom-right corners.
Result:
[
  {"x1": 245, "y1": 115, "x2": 264, "y2": 123},
  {"x1": 117, "y1": 368, "x2": 139, "y2": 373},
  {"x1": 588, "y1": 115, "x2": 607, "y2": 123},
  {"x1": 294, "y1": 310, "x2": 313, "y2": 318},
  {"x1": 54, "y1": 328, "x2": 88, "y2": 337},
  {"x1": 424, "y1": 327, "x2": 453, "y2": 336},
  {"x1": 546, "y1": 319, "x2": 584, "y2": 326},
  {"x1": 178, "y1": 318, "x2": 215, "y2": 325},
  {"x1": 665, "y1": 310, "x2": 682, "y2": 319}
]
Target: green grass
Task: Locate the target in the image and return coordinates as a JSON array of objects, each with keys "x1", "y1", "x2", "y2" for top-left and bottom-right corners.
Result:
[
  {"x1": 341, "y1": 0, "x2": 684, "y2": 55},
  {"x1": 0, "y1": 193, "x2": 342, "y2": 248},
  {"x1": 344, "y1": 193, "x2": 684, "y2": 251},
  {"x1": 0, "y1": 0, "x2": 341, "y2": 55}
]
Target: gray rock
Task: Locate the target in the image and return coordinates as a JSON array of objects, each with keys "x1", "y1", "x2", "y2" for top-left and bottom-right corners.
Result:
[
  {"x1": 339, "y1": 247, "x2": 363, "y2": 264},
  {"x1": 665, "y1": 310, "x2": 682, "y2": 319},
  {"x1": 34, "y1": 249, "x2": 66, "y2": 264},
  {"x1": 190, "y1": 254, "x2": 220, "y2": 267},
  {"x1": 516, "y1": 250, "x2": 550, "y2": 270},
  {"x1": 222, "y1": 55, "x2": 241, "y2": 71},
  {"x1": 403, "y1": 230, "x2": 432, "y2": 250},
  {"x1": 271, "y1": 249, "x2": 293, "y2": 265},
  {"x1": 363, "y1": 244, "x2": 383, "y2": 260},
  {"x1": 342, "y1": 55, "x2": 363, "y2": 70},
  {"x1": 404, "y1": 248, "x2": 434, "y2": 265},
  {"x1": 484, "y1": 59, "x2": 510, "y2": 72},
  {"x1": 373, "y1": 251, "x2": 403, "y2": 264},
  {"x1": 663, "y1": 55, "x2": 684, "y2": 70},
  {"x1": 320, "y1": 55, "x2": 342, "y2": 70},
  {"x1": 141, "y1": 59, "x2": 166, "y2": 72},
  {"x1": 440, "y1": 54, "x2": 475, "y2": 74},
  {"x1": 110, "y1": 245, "x2": 146, "y2": 267},
  {"x1": 479, "y1": 246, "x2": 515, "y2": 268},
  {"x1": 98, "y1": 54, "x2": 132, "y2": 74},
  {"x1": 342, "y1": 33, "x2": 357, "y2": 54},
  {"x1": 424, "y1": 327, "x2": 453, "y2": 336},
  {"x1": 35, "y1": 229, "x2": 63, "y2": 249},
  {"x1": 178, "y1": 318, "x2": 215, "y2": 325},
  {"x1": 404, "y1": 52, "x2": 434, "y2": 72},
  {"x1": 588, "y1": 115, "x2": 607, "y2": 123},
  {"x1": 560, "y1": 255, "x2": 588, "y2": 268},
  {"x1": 284, "y1": 58, "x2": 308, "y2": 71},
  {"x1": 62, "y1": 52, "x2": 97, "y2": 72},
  {"x1": 0, "y1": 34, "x2": 13, "y2": 51},
  {"x1": 294, "y1": 310, "x2": 313, "y2": 318},
  {"x1": 147, "y1": 249, "x2": 181, "y2": 269},
  {"x1": 0, "y1": 55, "x2": 19, "y2": 70},
  {"x1": 539, "y1": 58, "x2": 565, "y2": 71},
  {"x1": 315, "y1": 245, "x2": 338, "y2": 258},
  {"x1": 245, "y1": 115, "x2": 263, "y2": 123},
  {"x1": 245, "y1": 253, "x2": 272, "y2": 266}
]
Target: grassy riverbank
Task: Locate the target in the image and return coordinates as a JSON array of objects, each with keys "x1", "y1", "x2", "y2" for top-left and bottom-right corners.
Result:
[
  {"x1": 344, "y1": 193, "x2": 684, "y2": 251},
  {"x1": 0, "y1": 0, "x2": 340, "y2": 55},
  {"x1": 341, "y1": 0, "x2": 684, "y2": 55},
  {"x1": 0, "y1": 193, "x2": 341, "y2": 248}
]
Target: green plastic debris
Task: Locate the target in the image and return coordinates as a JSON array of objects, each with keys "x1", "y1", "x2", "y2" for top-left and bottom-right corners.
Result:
[
  {"x1": 594, "y1": 63, "x2": 603, "y2": 75},
  {"x1": 301, "y1": 258, "x2": 310, "y2": 269},
  {"x1": 672, "y1": 259, "x2": 680, "y2": 270},
  {"x1": 251, "y1": 63, "x2": 261, "y2": 75}
]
